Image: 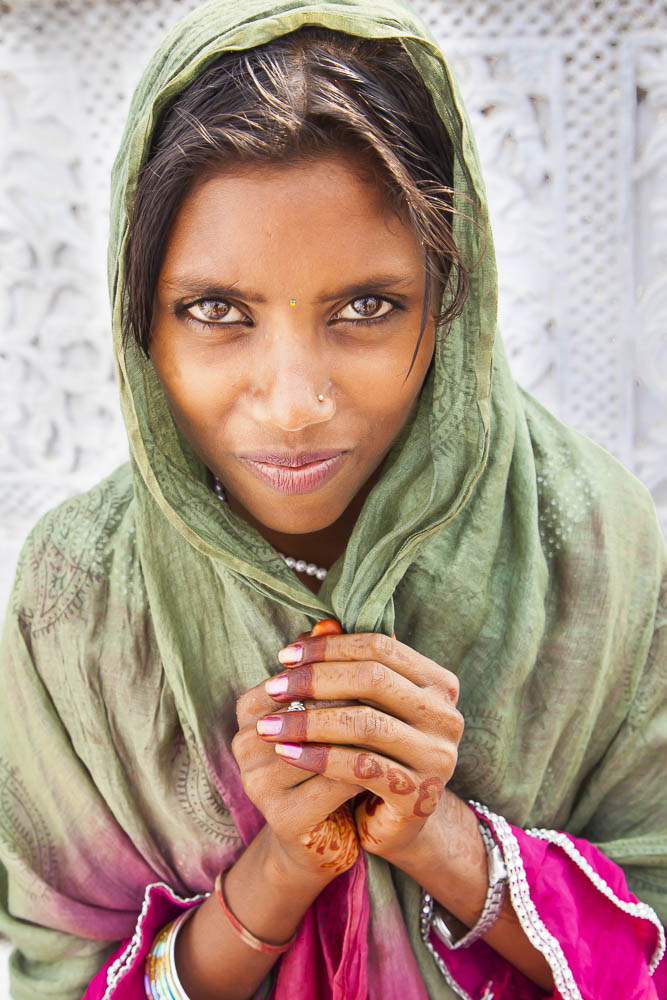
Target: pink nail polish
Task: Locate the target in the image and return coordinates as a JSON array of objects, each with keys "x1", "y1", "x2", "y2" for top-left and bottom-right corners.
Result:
[
  {"x1": 256, "y1": 716, "x2": 283, "y2": 735},
  {"x1": 278, "y1": 644, "x2": 303, "y2": 666},
  {"x1": 275, "y1": 743, "x2": 303, "y2": 760},
  {"x1": 265, "y1": 675, "x2": 289, "y2": 695}
]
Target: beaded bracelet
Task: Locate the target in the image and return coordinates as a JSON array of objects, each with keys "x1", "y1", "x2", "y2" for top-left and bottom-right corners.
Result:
[
  {"x1": 145, "y1": 907, "x2": 196, "y2": 1000},
  {"x1": 214, "y1": 867, "x2": 297, "y2": 955}
]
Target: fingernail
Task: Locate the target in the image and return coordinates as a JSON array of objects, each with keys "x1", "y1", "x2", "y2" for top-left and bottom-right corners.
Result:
[
  {"x1": 278, "y1": 644, "x2": 303, "y2": 666},
  {"x1": 265, "y1": 675, "x2": 289, "y2": 695},
  {"x1": 256, "y1": 716, "x2": 283, "y2": 735},
  {"x1": 275, "y1": 743, "x2": 302, "y2": 760}
]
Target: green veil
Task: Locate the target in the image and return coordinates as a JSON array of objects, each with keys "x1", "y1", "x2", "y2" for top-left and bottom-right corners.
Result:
[{"x1": 1, "y1": 0, "x2": 665, "y2": 997}]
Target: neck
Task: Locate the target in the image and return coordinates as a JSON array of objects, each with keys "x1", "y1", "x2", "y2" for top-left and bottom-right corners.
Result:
[{"x1": 226, "y1": 466, "x2": 382, "y2": 570}]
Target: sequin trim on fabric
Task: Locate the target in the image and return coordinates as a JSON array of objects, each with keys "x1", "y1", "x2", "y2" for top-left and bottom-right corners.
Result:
[
  {"x1": 101, "y1": 882, "x2": 207, "y2": 1000},
  {"x1": 525, "y1": 827, "x2": 666, "y2": 974},
  {"x1": 470, "y1": 802, "x2": 584, "y2": 1000}
]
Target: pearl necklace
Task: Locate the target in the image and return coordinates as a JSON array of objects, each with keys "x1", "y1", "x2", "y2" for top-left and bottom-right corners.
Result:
[{"x1": 213, "y1": 478, "x2": 328, "y2": 581}]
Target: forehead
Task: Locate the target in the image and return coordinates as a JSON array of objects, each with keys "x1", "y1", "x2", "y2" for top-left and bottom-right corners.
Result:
[{"x1": 159, "y1": 151, "x2": 423, "y2": 288}]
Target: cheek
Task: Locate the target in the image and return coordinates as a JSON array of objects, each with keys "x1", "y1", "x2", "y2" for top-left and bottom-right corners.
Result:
[{"x1": 153, "y1": 348, "x2": 232, "y2": 431}]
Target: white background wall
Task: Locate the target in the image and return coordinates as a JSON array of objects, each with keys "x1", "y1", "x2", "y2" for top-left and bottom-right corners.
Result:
[{"x1": 0, "y1": 0, "x2": 666, "y2": 994}]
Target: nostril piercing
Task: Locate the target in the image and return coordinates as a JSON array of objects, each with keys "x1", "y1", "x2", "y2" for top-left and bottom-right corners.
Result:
[{"x1": 317, "y1": 394, "x2": 325, "y2": 402}]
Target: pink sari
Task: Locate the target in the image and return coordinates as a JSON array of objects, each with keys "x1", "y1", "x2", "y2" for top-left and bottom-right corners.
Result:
[{"x1": 84, "y1": 807, "x2": 666, "y2": 1000}]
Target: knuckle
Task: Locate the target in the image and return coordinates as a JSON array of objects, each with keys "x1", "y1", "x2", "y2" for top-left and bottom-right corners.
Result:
[
  {"x1": 369, "y1": 632, "x2": 393, "y2": 658},
  {"x1": 435, "y1": 742, "x2": 458, "y2": 778},
  {"x1": 451, "y1": 708, "x2": 465, "y2": 740},
  {"x1": 437, "y1": 670, "x2": 459, "y2": 704},
  {"x1": 350, "y1": 707, "x2": 391, "y2": 742},
  {"x1": 235, "y1": 691, "x2": 251, "y2": 724},
  {"x1": 231, "y1": 727, "x2": 260, "y2": 766},
  {"x1": 363, "y1": 660, "x2": 387, "y2": 694}
]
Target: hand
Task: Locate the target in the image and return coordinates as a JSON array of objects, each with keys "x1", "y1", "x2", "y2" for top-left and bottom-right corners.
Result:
[
  {"x1": 257, "y1": 630, "x2": 464, "y2": 861},
  {"x1": 232, "y1": 621, "x2": 362, "y2": 884}
]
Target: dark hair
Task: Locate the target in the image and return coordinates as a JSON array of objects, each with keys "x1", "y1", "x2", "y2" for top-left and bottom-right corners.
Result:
[{"x1": 123, "y1": 27, "x2": 473, "y2": 378}]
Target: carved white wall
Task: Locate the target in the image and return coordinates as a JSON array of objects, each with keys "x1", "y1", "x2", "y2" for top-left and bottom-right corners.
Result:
[{"x1": 1, "y1": 0, "x2": 666, "y2": 619}]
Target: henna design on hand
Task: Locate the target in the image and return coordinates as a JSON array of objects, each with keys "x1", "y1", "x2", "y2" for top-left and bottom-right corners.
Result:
[
  {"x1": 280, "y1": 664, "x2": 314, "y2": 699},
  {"x1": 387, "y1": 767, "x2": 416, "y2": 795},
  {"x1": 297, "y1": 744, "x2": 330, "y2": 773},
  {"x1": 354, "y1": 793, "x2": 381, "y2": 846},
  {"x1": 354, "y1": 752, "x2": 384, "y2": 780},
  {"x1": 413, "y1": 776, "x2": 444, "y2": 817},
  {"x1": 304, "y1": 804, "x2": 359, "y2": 873},
  {"x1": 364, "y1": 793, "x2": 382, "y2": 816}
]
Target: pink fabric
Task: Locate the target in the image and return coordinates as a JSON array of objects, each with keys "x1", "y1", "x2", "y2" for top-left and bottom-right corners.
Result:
[
  {"x1": 430, "y1": 815, "x2": 666, "y2": 999},
  {"x1": 82, "y1": 884, "x2": 203, "y2": 1000},
  {"x1": 83, "y1": 817, "x2": 667, "y2": 999},
  {"x1": 81, "y1": 863, "x2": 372, "y2": 1000},
  {"x1": 202, "y1": 730, "x2": 377, "y2": 1000}
]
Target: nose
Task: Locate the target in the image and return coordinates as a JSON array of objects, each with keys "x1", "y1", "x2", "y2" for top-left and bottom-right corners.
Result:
[{"x1": 248, "y1": 334, "x2": 336, "y2": 432}]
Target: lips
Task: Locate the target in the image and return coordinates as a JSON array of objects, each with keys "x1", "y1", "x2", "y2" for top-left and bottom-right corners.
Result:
[
  {"x1": 239, "y1": 450, "x2": 348, "y2": 495},
  {"x1": 239, "y1": 450, "x2": 345, "y2": 467}
]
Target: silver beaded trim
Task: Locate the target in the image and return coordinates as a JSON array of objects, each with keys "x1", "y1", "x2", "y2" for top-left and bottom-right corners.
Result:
[
  {"x1": 525, "y1": 827, "x2": 666, "y2": 974},
  {"x1": 101, "y1": 882, "x2": 207, "y2": 1000},
  {"x1": 471, "y1": 802, "x2": 584, "y2": 1000},
  {"x1": 213, "y1": 478, "x2": 327, "y2": 580}
]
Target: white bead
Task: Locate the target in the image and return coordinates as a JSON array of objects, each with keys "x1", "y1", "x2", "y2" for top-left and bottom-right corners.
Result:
[
  {"x1": 305, "y1": 562, "x2": 318, "y2": 575},
  {"x1": 284, "y1": 556, "x2": 296, "y2": 568},
  {"x1": 295, "y1": 560, "x2": 307, "y2": 572},
  {"x1": 316, "y1": 568, "x2": 327, "y2": 580}
]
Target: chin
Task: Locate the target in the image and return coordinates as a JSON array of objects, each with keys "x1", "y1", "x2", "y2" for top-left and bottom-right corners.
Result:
[{"x1": 247, "y1": 496, "x2": 346, "y2": 535}]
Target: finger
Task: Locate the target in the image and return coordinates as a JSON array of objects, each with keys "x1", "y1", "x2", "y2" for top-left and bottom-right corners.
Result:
[
  {"x1": 256, "y1": 704, "x2": 449, "y2": 771},
  {"x1": 236, "y1": 621, "x2": 343, "y2": 728},
  {"x1": 274, "y1": 743, "x2": 446, "y2": 818},
  {"x1": 233, "y1": 724, "x2": 322, "y2": 799},
  {"x1": 264, "y1": 662, "x2": 464, "y2": 732},
  {"x1": 276, "y1": 771, "x2": 363, "y2": 817},
  {"x1": 277, "y1": 632, "x2": 459, "y2": 702},
  {"x1": 236, "y1": 679, "x2": 284, "y2": 728}
]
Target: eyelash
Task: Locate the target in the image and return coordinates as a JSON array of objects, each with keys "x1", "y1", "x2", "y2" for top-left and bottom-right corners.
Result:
[{"x1": 176, "y1": 296, "x2": 402, "y2": 330}]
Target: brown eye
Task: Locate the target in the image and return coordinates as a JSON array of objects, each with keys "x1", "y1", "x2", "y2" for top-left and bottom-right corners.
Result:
[
  {"x1": 334, "y1": 296, "x2": 394, "y2": 322},
  {"x1": 185, "y1": 299, "x2": 247, "y2": 324}
]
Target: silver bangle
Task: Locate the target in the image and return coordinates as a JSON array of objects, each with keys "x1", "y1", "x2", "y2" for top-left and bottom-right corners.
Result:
[{"x1": 420, "y1": 818, "x2": 508, "y2": 950}]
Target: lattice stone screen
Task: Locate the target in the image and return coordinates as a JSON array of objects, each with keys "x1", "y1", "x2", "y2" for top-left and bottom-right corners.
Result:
[{"x1": 1, "y1": 0, "x2": 666, "y2": 617}]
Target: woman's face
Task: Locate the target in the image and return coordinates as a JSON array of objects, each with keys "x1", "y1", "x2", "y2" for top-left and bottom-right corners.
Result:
[{"x1": 151, "y1": 151, "x2": 435, "y2": 537}]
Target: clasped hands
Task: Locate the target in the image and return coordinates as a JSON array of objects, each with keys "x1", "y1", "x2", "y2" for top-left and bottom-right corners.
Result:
[{"x1": 232, "y1": 621, "x2": 464, "y2": 880}]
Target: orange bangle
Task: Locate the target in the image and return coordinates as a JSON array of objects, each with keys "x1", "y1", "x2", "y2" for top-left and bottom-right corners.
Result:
[{"x1": 214, "y1": 868, "x2": 297, "y2": 955}]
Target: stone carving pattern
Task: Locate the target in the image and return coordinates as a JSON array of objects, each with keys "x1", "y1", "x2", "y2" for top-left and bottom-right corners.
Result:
[
  {"x1": 630, "y1": 36, "x2": 667, "y2": 515},
  {"x1": 0, "y1": 0, "x2": 666, "y2": 618}
]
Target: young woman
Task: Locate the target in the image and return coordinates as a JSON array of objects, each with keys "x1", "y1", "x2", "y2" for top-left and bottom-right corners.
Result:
[{"x1": 0, "y1": 1, "x2": 665, "y2": 998}]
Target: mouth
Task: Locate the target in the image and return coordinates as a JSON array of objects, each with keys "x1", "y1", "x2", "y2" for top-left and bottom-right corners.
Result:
[{"x1": 239, "y1": 450, "x2": 349, "y2": 495}]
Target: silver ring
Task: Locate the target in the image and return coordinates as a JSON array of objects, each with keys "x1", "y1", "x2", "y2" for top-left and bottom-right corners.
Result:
[{"x1": 287, "y1": 700, "x2": 306, "y2": 712}]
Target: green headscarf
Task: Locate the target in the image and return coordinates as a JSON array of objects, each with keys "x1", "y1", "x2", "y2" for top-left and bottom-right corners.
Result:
[{"x1": 1, "y1": 0, "x2": 666, "y2": 997}]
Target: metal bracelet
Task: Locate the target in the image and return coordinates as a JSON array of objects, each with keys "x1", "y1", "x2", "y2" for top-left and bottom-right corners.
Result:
[{"x1": 421, "y1": 819, "x2": 508, "y2": 950}]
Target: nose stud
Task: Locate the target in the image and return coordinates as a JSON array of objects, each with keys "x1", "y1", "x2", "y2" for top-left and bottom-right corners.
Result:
[{"x1": 316, "y1": 393, "x2": 325, "y2": 402}]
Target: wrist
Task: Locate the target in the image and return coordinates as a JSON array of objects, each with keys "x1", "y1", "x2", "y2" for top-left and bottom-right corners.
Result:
[
  {"x1": 384, "y1": 792, "x2": 489, "y2": 926},
  {"x1": 258, "y1": 824, "x2": 338, "y2": 895}
]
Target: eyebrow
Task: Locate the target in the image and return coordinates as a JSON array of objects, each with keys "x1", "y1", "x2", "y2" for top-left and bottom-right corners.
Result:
[
  {"x1": 160, "y1": 273, "x2": 415, "y2": 303},
  {"x1": 160, "y1": 277, "x2": 267, "y2": 303}
]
